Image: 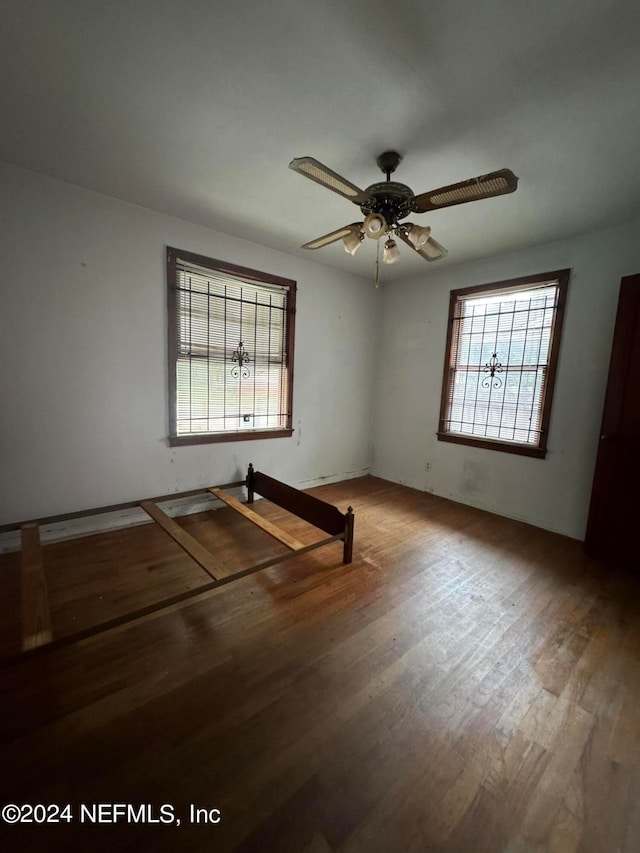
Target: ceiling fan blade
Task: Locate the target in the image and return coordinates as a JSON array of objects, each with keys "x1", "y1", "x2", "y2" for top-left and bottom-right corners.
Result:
[
  {"x1": 412, "y1": 168, "x2": 518, "y2": 214},
  {"x1": 418, "y1": 236, "x2": 449, "y2": 261},
  {"x1": 290, "y1": 157, "x2": 370, "y2": 204},
  {"x1": 301, "y1": 222, "x2": 363, "y2": 250},
  {"x1": 397, "y1": 228, "x2": 448, "y2": 262}
]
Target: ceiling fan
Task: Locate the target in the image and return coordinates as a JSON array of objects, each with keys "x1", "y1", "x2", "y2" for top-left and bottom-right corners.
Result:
[{"x1": 289, "y1": 151, "x2": 518, "y2": 265}]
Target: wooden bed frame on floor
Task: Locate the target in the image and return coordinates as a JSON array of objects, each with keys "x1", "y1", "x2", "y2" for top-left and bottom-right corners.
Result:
[{"x1": 3, "y1": 464, "x2": 354, "y2": 662}]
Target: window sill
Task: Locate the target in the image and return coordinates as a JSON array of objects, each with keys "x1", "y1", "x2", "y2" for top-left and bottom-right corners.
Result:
[
  {"x1": 436, "y1": 431, "x2": 546, "y2": 459},
  {"x1": 169, "y1": 428, "x2": 293, "y2": 447}
]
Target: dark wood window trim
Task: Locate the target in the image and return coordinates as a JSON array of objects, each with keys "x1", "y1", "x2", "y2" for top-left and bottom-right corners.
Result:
[
  {"x1": 167, "y1": 247, "x2": 296, "y2": 446},
  {"x1": 437, "y1": 269, "x2": 570, "y2": 458}
]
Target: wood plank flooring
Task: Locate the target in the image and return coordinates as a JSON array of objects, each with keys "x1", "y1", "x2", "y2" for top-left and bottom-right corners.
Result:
[{"x1": 1, "y1": 476, "x2": 639, "y2": 852}]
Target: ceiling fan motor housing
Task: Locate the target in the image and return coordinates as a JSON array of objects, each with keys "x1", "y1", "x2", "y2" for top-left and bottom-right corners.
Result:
[{"x1": 360, "y1": 181, "x2": 415, "y2": 228}]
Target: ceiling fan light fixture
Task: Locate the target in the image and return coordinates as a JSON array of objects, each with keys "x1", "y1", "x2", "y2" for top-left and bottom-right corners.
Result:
[
  {"x1": 383, "y1": 238, "x2": 400, "y2": 264},
  {"x1": 363, "y1": 212, "x2": 387, "y2": 239},
  {"x1": 406, "y1": 223, "x2": 432, "y2": 249},
  {"x1": 343, "y1": 229, "x2": 364, "y2": 255}
]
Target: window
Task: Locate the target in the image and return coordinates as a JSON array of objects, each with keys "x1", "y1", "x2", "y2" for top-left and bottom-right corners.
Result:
[
  {"x1": 167, "y1": 247, "x2": 296, "y2": 446},
  {"x1": 438, "y1": 269, "x2": 569, "y2": 458}
]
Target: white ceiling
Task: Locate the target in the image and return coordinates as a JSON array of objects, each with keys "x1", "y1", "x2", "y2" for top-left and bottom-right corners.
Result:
[{"x1": 1, "y1": 0, "x2": 639, "y2": 281}]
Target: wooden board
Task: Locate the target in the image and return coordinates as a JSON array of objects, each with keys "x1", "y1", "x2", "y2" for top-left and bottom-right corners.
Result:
[
  {"x1": 0, "y1": 479, "x2": 246, "y2": 534},
  {"x1": 252, "y1": 471, "x2": 346, "y2": 535},
  {"x1": 139, "y1": 500, "x2": 219, "y2": 580},
  {"x1": 21, "y1": 523, "x2": 52, "y2": 651},
  {"x1": 209, "y1": 488, "x2": 305, "y2": 551}
]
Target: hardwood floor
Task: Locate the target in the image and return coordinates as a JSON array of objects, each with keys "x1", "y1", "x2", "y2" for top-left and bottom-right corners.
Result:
[{"x1": 1, "y1": 476, "x2": 639, "y2": 852}]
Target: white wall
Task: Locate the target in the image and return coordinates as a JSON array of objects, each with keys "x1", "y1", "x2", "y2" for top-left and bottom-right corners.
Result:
[
  {"x1": 372, "y1": 218, "x2": 640, "y2": 540},
  {"x1": 0, "y1": 163, "x2": 377, "y2": 525}
]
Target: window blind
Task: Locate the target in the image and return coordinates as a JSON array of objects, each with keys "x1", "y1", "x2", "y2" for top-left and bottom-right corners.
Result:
[{"x1": 174, "y1": 257, "x2": 292, "y2": 436}]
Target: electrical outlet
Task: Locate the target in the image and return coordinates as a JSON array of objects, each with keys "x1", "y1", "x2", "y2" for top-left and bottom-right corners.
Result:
[{"x1": 424, "y1": 461, "x2": 431, "y2": 472}]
